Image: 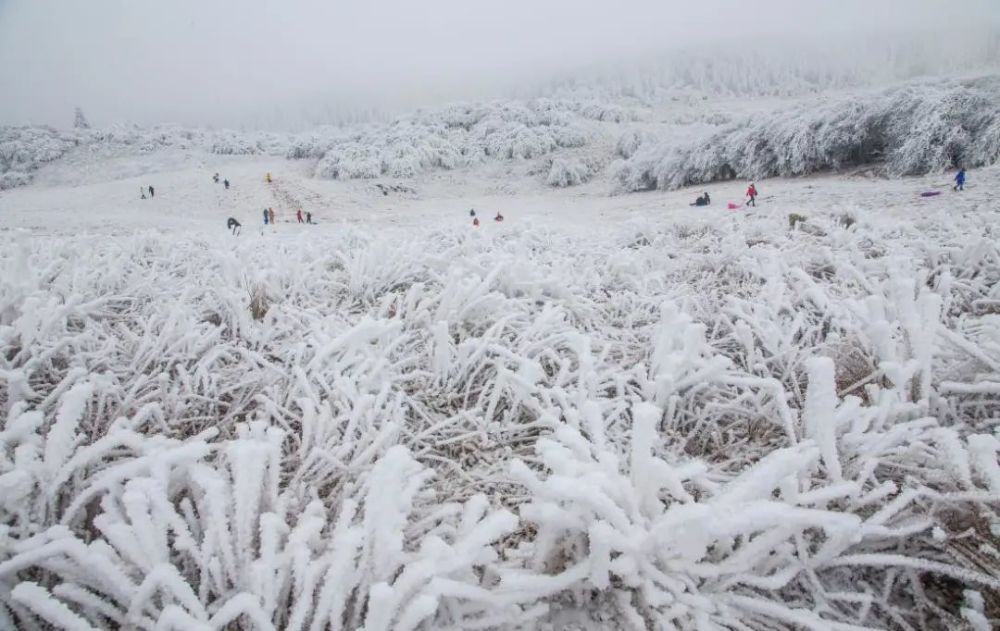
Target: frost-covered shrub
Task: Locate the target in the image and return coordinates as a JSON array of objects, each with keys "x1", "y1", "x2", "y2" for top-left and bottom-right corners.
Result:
[
  {"x1": 617, "y1": 76, "x2": 1000, "y2": 190},
  {"x1": 615, "y1": 129, "x2": 655, "y2": 159},
  {"x1": 315, "y1": 142, "x2": 382, "y2": 179},
  {"x1": 546, "y1": 157, "x2": 591, "y2": 187},
  {"x1": 578, "y1": 102, "x2": 635, "y2": 123},
  {"x1": 0, "y1": 171, "x2": 32, "y2": 190},
  {"x1": 310, "y1": 99, "x2": 593, "y2": 180},
  {"x1": 210, "y1": 132, "x2": 262, "y2": 155},
  {"x1": 0, "y1": 126, "x2": 80, "y2": 189}
]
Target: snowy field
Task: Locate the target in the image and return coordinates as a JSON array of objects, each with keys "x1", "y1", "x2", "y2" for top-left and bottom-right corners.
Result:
[
  {"x1": 3, "y1": 44, "x2": 1000, "y2": 627},
  {"x1": 1, "y1": 146, "x2": 999, "y2": 630}
]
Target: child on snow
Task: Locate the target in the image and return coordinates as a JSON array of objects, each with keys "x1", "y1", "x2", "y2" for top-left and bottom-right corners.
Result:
[
  {"x1": 691, "y1": 193, "x2": 710, "y2": 207},
  {"x1": 297, "y1": 209, "x2": 304, "y2": 223},
  {"x1": 745, "y1": 183, "x2": 757, "y2": 207},
  {"x1": 954, "y1": 169, "x2": 966, "y2": 191}
]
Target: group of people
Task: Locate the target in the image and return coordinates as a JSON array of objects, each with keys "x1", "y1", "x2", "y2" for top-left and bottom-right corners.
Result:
[
  {"x1": 224, "y1": 171, "x2": 317, "y2": 235},
  {"x1": 140, "y1": 185, "x2": 155, "y2": 199},
  {"x1": 688, "y1": 183, "x2": 759, "y2": 208},
  {"x1": 689, "y1": 169, "x2": 968, "y2": 210},
  {"x1": 469, "y1": 208, "x2": 504, "y2": 227}
]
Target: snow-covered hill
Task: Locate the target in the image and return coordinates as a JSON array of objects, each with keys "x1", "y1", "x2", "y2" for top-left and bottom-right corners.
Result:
[
  {"x1": 2, "y1": 134, "x2": 1000, "y2": 628},
  {"x1": 5, "y1": 72, "x2": 1000, "y2": 197}
]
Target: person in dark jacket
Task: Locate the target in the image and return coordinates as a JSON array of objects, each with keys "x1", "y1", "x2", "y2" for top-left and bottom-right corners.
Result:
[
  {"x1": 494, "y1": 212, "x2": 504, "y2": 222},
  {"x1": 263, "y1": 208, "x2": 269, "y2": 225},
  {"x1": 954, "y1": 168, "x2": 966, "y2": 191},
  {"x1": 692, "y1": 192, "x2": 711, "y2": 207},
  {"x1": 306, "y1": 212, "x2": 313, "y2": 224},
  {"x1": 213, "y1": 173, "x2": 220, "y2": 183},
  {"x1": 469, "y1": 209, "x2": 476, "y2": 217},
  {"x1": 223, "y1": 179, "x2": 230, "y2": 190},
  {"x1": 148, "y1": 185, "x2": 155, "y2": 198},
  {"x1": 227, "y1": 217, "x2": 241, "y2": 235}
]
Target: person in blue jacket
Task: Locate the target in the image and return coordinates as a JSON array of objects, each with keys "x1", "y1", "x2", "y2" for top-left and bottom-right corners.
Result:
[
  {"x1": 263, "y1": 208, "x2": 269, "y2": 225},
  {"x1": 954, "y1": 168, "x2": 966, "y2": 191}
]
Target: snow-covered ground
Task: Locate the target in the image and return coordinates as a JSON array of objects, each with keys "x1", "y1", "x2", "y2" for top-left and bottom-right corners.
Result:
[{"x1": 2, "y1": 116, "x2": 1000, "y2": 628}]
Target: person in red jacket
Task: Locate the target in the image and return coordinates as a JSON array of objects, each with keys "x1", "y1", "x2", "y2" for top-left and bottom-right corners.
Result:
[
  {"x1": 745, "y1": 182, "x2": 758, "y2": 207},
  {"x1": 296, "y1": 209, "x2": 304, "y2": 223},
  {"x1": 473, "y1": 217, "x2": 480, "y2": 227}
]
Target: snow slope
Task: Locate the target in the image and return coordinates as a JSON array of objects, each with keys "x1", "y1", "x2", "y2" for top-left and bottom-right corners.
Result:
[{"x1": 1, "y1": 147, "x2": 999, "y2": 629}]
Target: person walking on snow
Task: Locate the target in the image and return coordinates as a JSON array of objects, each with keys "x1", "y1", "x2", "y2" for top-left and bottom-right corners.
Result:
[
  {"x1": 263, "y1": 209, "x2": 269, "y2": 225},
  {"x1": 494, "y1": 212, "x2": 504, "y2": 222},
  {"x1": 266, "y1": 172, "x2": 273, "y2": 184},
  {"x1": 140, "y1": 186, "x2": 146, "y2": 200},
  {"x1": 213, "y1": 173, "x2": 220, "y2": 184},
  {"x1": 745, "y1": 182, "x2": 757, "y2": 207},
  {"x1": 268, "y1": 208, "x2": 276, "y2": 224},
  {"x1": 306, "y1": 212, "x2": 313, "y2": 224},
  {"x1": 223, "y1": 179, "x2": 230, "y2": 190},
  {"x1": 473, "y1": 217, "x2": 480, "y2": 227},
  {"x1": 148, "y1": 185, "x2": 155, "y2": 198},
  {"x1": 954, "y1": 168, "x2": 966, "y2": 191},
  {"x1": 469, "y1": 209, "x2": 476, "y2": 217},
  {"x1": 296, "y1": 209, "x2": 304, "y2": 224},
  {"x1": 227, "y1": 217, "x2": 241, "y2": 235}
]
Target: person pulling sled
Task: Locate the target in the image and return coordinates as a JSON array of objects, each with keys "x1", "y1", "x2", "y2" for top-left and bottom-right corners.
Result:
[{"x1": 745, "y1": 183, "x2": 757, "y2": 207}]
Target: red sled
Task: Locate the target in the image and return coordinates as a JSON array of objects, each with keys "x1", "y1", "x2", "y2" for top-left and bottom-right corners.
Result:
[{"x1": 727, "y1": 202, "x2": 740, "y2": 210}]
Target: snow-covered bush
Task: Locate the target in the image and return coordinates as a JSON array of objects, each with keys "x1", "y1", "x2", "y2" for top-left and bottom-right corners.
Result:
[
  {"x1": 309, "y1": 99, "x2": 593, "y2": 181},
  {"x1": 0, "y1": 126, "x2": 80, "y2": 188},
  {"x1": 578, "y1": 102, "x2": 636, "y2": 123},
  {"x1": 210, "y1": 132, "x2": 262, "y2": 155},
  {"x1": 0, "y1": 171, "x2": 32, "y2": 190},
  {"x1": 614, "y1": 129, "x2": 655, "y2": 159},
  {"x1": 2, "y1": 198, "x2": 1000, "y2": 627},
  {"x1": 617, "y1": 76, "x2": 1000, "y2": 190},
  {"x1": 546, "y1": 157, "x2": 592, "y2": 187}
]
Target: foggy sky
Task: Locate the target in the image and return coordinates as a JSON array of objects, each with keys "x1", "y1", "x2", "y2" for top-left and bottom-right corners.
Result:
[{"x1": 1, "y1": 0, "x2": 998, "y2": 129}]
